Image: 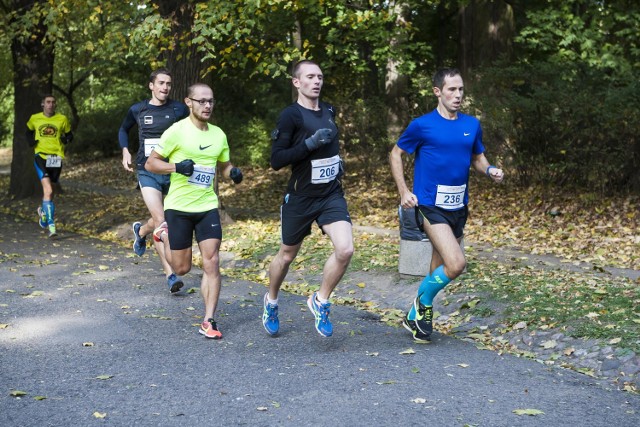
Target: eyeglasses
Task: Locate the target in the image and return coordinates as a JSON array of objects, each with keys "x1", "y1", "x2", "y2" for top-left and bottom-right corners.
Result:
[{"x1": 188, "y1": 98, "x2": 215, "y2": 106}]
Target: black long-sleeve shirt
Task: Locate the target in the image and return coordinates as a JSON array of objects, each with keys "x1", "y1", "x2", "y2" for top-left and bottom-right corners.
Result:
[{"x1": 271, "y1": 102, "x2": 342, "y2": 197}]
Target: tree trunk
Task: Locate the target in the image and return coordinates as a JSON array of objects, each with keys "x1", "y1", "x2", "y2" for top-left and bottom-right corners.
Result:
[
  {"x1": 155, "y1": 0, "x2": 209, "y2": 99},
  {"x1": 458, "y1": 0, "x2": 515, "y2": 77},
  {"x1": 9, "y1": 2, "x2": 54, "y2": 199},
  {"x1": 385, "y1": 1, "x2": 409, "y2": 143}
]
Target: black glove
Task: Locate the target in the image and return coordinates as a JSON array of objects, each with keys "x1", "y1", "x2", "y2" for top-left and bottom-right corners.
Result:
[
  {"x1": 175, "y1": 159, "x2": 195, "y2": 177},
  {"x1": 304, "y1": 128, "x2": 333, "y2": 151},
  {"x1": 61, "y1": 132, "x2": 73, "y2": 144},
  {"x1": 26, "y1": 130, "x2": 37, "y2": 147},
  {"x1": 229, "y1": 167, "x2": 243, "y2": 184}
]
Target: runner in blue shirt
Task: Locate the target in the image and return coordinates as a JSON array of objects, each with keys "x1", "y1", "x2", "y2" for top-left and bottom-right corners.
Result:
[
  {"x1": 390, "y1": 67, "x2": 504, "y2": 341},
  {"x1": 118, "y1": 69, "x2": 189, "y2": 293}
]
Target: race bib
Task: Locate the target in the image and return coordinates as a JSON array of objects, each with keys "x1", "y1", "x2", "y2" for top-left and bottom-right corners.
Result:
[
  {"x1": 144, "y1": 138, "x2": 161, "y2": 157},
  {"x1": 310, "y1": 155, "x2": 340, "y2": 184},
  {"x1": 46, "y1": 155, "x2": 62, "y2": 168},
  {"x1": 435, "y1": 184, "x2": 466, "y2": 210},
  {"x1": 188, "y1": 164, "x2": 215, "y2": 188}
]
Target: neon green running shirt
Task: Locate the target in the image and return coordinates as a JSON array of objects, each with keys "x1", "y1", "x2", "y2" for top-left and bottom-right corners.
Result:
[
  {"x1": 155, "y1": 118, "x2": 230, "y2": 212},
  {"x1": 27, "y1": 112, "x2": 71, "y2": 159}
]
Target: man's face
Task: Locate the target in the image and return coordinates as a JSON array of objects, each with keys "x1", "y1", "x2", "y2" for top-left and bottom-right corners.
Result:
[
  {"x1": 293, "y1": 63, "x2": 323, "y2": 100},
  {"x1": 42, "y1": 97, "x2": 56, "y2": 117},
  {"x1": 186, "y1": 86, "x2": 214, "y2": 122},
  {"x1": 434, "y1": 74, "x2": 464, "y2": 114},
  {"x1": 149, "y1": 73, "x2": 172, "y2": 103}
]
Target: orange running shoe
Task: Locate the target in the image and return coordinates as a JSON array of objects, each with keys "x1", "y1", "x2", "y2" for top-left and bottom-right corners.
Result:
[
  {"x1": 152, "y1": 221, "x2": 168, "y2": 242},
  {"x1": 199, "y1": 319, "x2": 222, "y2": 339}
]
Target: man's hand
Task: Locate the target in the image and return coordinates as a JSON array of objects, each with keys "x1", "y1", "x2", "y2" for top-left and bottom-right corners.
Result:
[
  {"x1": 122, "y1": 148, "x2": 133, "y2": 172},
  {"x1": 304, "y1": 128, "x2": 333, "y2": 151},
  {"x1": 26, "y1": 130, "x2": 37, "y2": 147},
  {"x1": 175, "y1": 159, "x2": 195, "y2": 177},
  {"x1": 486, "y1": 166, "x2": 504, "y2": 183},
  {"x1": 61, "y1": 132, "x2": 73, "y2": 144},
  {"x1": 400, "y1": 190, "x2": 418, "y2": 209},
  {"x1": 229, "y1": 167, "x2": 243, "y2": 184}
]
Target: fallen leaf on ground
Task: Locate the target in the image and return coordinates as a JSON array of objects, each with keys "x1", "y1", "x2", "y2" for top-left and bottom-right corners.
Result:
[
  {"x1": 95, "y1": 375, "x2": 113, "y2": 380},
  {"x1": 513, "y1": 408, "x2": 544, "y2": 416}
]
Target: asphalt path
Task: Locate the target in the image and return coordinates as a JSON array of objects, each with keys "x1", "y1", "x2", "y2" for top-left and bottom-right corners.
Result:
[{"x1": 1, "y1": 213, "x2": 639, "y2": 426}]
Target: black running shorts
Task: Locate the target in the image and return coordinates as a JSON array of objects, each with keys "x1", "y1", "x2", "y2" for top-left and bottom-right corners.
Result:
[
  {"x1": 280, "y1": 191, "x2": 351, "y2": 246},
  {"x1": 164, "y1": 208, "x2": 222, "y2": 250},
  {"x1": 34, "y1": 155, "x2": 62, "y2": 183},
  {"x1": 416, "y1": 205, "x2": 468, "y2": 239}
]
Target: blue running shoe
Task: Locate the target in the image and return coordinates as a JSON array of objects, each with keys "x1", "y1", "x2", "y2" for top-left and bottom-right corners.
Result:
[
  {"x1": 262, "y1": 293, "x2": 279, "y2": 335},
  {"x1": 307, "y1": 292, "x2": 333, "y2": 337},
  {"x1": 132, "y1": 222, "x2": 146, "y2": 256},
  {"x1": 167, "y1": 273, "x2": 184, "y2": 294},
  {"x1": 37, "y1": 207, "x2": 47, "y2": 229}
]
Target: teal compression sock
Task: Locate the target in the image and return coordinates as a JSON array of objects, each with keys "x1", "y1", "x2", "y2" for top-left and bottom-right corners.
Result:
[
  {"x1": 42, "y1": 200, "x2": 55, "y2": 226},
  {"x1": 418, "y1": 265, "x2": 450, "y2": 306},
  {"x1": 408, "y1": 271, "x2": 433, "y2": 320}
]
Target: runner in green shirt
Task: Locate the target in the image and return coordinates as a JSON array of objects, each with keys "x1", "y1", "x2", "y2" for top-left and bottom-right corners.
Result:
[{"x1": 145, "y1": 83, "x2": 243, "y2": 340}]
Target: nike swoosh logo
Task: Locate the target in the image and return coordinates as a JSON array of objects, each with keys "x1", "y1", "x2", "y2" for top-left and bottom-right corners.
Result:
[
  {"x1": 464, "y1": 133, "x2": 470, "y2": 136},
  {"x1": 199, "y1": 145, "x2": 212, "y2": 150}
]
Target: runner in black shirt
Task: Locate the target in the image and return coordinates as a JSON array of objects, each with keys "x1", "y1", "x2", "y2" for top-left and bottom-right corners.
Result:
[
  {"x1": 118, "y1": 69, "x2": 189, "y2": 293},
  {"x1": 263, "y1": 60, "x2": 354, "y2": 338}
]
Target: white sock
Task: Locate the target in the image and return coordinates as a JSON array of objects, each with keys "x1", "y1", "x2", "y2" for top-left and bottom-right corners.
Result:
[
  {"x1": 316, "y1": 294, "x2": 329, "y2": 305},
  {"x1": 267, "y1": 295, "x2": 278, "y2": 305}
]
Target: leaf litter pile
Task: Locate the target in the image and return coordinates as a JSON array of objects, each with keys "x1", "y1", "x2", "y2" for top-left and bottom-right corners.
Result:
[{"x1": 0, "y1": 156, "x2": 638, "y2": 391}]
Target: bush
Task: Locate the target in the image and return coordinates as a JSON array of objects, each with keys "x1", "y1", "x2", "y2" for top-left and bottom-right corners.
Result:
[{"x1": 473, "y1": 61, "x2": 640, "y2": 194}]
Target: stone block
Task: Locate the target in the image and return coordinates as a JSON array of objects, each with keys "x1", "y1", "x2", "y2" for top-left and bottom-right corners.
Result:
[{"x1": 398, "y1": 238, "x2": 465, "y2": 276}]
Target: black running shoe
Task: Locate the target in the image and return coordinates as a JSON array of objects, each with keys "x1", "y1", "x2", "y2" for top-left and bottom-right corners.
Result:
[
  {"x1": 402, "y1": 313, "x2": 431, "y2": 342},
  {"x1": 412, "y1": 297, "x2": 433, "y2": 336}
]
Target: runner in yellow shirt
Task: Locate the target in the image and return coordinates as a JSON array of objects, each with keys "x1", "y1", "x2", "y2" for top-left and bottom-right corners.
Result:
[
  {"x1": 26, "y1": 94, "x2": 73, "y2": 237},
  {"x1": 145, "y1": 83, "x2": 243, "y2": 340}
]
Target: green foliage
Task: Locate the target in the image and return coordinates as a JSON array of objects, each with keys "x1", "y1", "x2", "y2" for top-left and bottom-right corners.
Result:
[
  {"x1": 475, "y1": 60, "x2": 640, "y2": 192},
  {"x1": 192, "y1": 1, "x2": 304, "y2": 79},
  {"x1": 4, "y1": 0, "x2": 640, "y2": 194},
  {"x1": 0, "y1": 84, "x2": 14, "y2": 147},
  {"x1": 471, "y1": 0, "x2": 640, "y2": 193},
  {"x1": 220, "y1": 116, "x2": 272, "y2": 168},
  {"x1": 68, "y1": 76, "x2": 148, "y2": 158}
]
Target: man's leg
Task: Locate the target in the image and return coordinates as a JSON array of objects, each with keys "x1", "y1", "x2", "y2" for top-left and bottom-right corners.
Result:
[
  {"x1": 405, "y1": 223, "x2": 464, "y2": 340},
  {"x1": 139, "y1": 186, "x2": 178, "y2": 284},
  {"x1": 262, "y1": 242, "x2": 302, "y2": 335},
  {"x1": 317, "y1": 220, "x2": 354, "y2": 300},
  {"x1": 305, "y1": 220, "x2": 354, "y2": 337},
  {"x1": 40, "y1": 177, "x2": 56, "y2": 235},
  {"x1": 268, "y1": 242, "x2": 302, "y2": 300},
  {"x1": 416, "y1": 223, "x2": 464, "y2": 305},
  {"x1": 198, "y1": 238, "x2": 222, "y2": 339}
]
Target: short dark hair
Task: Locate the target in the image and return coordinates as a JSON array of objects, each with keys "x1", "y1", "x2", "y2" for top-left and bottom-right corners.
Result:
[
  {"x1": 149, "y1": 68, "x2": 172, "y2": 83},
  {"x1": 432, "y1": 68, "x2": 462, "y2": 89},
  {"x1": 292, "y1": 60, "x2": 320, "y2": 79},
  {"x1": 187, "y1": 83, "x2": 212, "y2": 98},
  {"x1": 42, "y1": 94, "x2": 55, "y2": 102}
]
